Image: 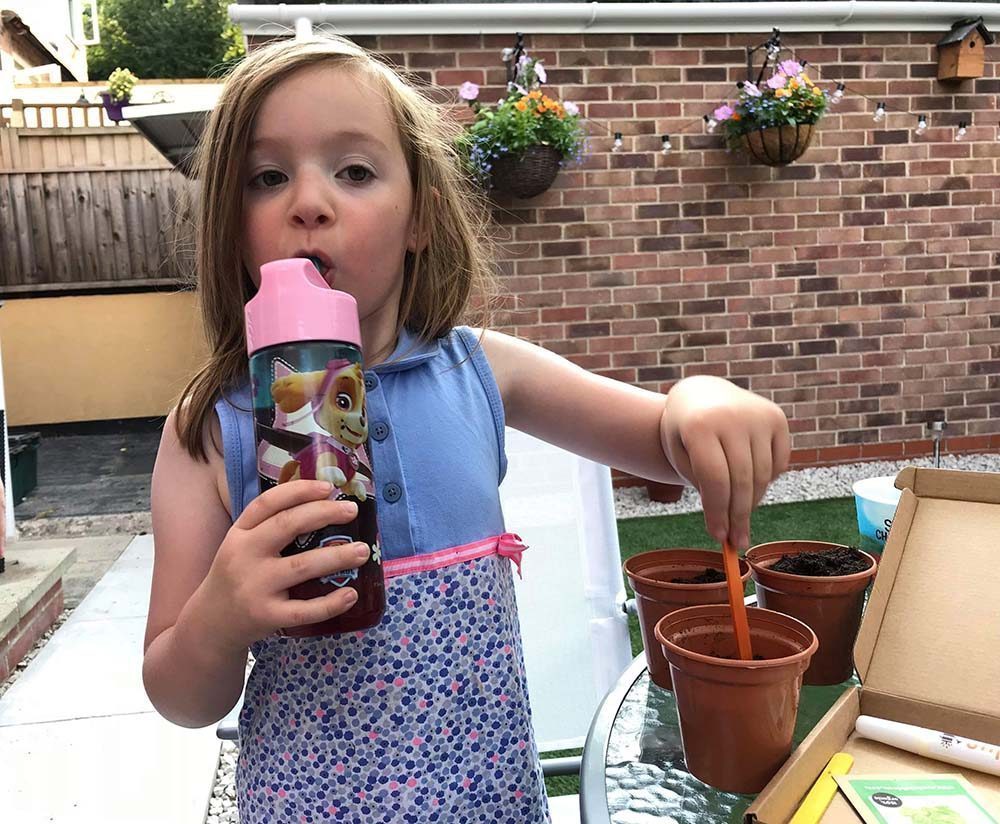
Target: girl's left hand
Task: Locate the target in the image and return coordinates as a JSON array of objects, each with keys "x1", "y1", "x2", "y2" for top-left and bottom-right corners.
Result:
[{"x1": 660, "y1": 375, "x2": 790, "y2": 551}]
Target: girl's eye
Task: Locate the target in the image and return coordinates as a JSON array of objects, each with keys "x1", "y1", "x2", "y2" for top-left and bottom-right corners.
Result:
[
  {"x1": 251, "y1": 169, "x2": 286, "y2": 188},
  {"x1": 343, "y1": 165, "x2": 373, "y2": 183}
]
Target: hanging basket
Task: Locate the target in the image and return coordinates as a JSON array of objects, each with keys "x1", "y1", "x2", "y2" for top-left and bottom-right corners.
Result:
[
  {"x1": 490, "y1": 144, "x2": 563, "y2": 199},
  {"x1": 100, "y1": 92, "x2": 129, "y2": 122},
  {"x1": 739, "y1": 123, "x2": 815, "y2": 166}
]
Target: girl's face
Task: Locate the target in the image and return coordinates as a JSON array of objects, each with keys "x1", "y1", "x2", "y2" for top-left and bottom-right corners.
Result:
[{"x1": 242, "y1": 64, "x2": 417, "y2": 353}]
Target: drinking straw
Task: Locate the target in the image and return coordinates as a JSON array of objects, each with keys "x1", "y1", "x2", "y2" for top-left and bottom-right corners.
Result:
[{"x1": 722, "y1": 539, "x2": 753, "y2": 660}]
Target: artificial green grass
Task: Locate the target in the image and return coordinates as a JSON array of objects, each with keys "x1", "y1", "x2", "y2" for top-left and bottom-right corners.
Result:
[{"x1": 542, "y1": 495, "x2": 861, "y2": 798}]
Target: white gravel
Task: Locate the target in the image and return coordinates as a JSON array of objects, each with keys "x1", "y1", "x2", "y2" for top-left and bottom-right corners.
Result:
[
  {"x1": 202, "y1": 451, "x2": 1000, "y2": 821},
  {"x1": 612, "y1": 452, "x2": 1000, "y2": 519}
]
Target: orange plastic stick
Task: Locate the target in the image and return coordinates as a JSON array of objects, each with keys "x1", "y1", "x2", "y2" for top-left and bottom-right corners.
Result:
[{"x1": 722, "y1": 540, "x2": 754, "y2": 660}]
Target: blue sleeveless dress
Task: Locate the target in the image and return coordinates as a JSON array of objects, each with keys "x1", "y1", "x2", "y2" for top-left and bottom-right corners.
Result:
[{"x1": 214, "y1": 326, "x2": 551, "y2": 824}]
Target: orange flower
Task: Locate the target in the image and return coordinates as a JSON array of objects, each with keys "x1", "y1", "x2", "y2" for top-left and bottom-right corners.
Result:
[
  {"x1": 528, "y1": 90, "x2": 542, "y2": 100},
  {"x1": 515, "y1": 99, "x2": 528, "y2": 112},
  {"x1": 732, "y1": 113, "x2": 741, "y2": 121}
]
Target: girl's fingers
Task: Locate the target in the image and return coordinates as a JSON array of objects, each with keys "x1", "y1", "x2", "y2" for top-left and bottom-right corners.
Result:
[
  {"x1": 278, "y1": 586, "x2": 361, "y2": 630},
  {"x1": 751, "y1": 430, "x2": 774, "y2": 509},
  {"x1": 772, "y1": 416, "x2": 791, "y2": 477},
  {"x1": 686, "y1": 436, "x2": 731, "y2": 544},
  {"x1": 723, "y1": 435, "x2": 754, "y2": 552},
  {"x1": 276, "y1": 541, "x2": 370, "y2": 590},
  {"x1": 251, "y1": 498, "x2": 360, "y2": 557},
  {"x1": 236, "y1": 480, "x2": 340, "y2": 531}
]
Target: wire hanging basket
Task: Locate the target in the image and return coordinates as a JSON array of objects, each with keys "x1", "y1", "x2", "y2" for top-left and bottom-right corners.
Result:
[
  {"x1": 739, "y1": 123, "x2": 816, "y2": 166},
  {"x1": 491, "y1": 144, "x2": 563, "y2": 199}
]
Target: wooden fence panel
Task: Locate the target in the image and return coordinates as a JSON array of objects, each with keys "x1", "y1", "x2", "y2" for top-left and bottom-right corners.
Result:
[{"x1": 0, "y1": 168, "x2": 194, "y2": 294}]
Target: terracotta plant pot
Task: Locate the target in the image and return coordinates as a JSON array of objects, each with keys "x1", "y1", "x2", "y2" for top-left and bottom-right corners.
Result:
[
  {"x1": 646, "y1": 480, "x2": 684, "y2": 503},
  {"x1": 655, "y1": 604, "x2": 818, "y2": 794},
  {"x1": 739, "y1": 123, "x2": 815, "y2": 166},
  {"x1": 746, "y1": 540, "x2": 877, "y2": 686},
  {"x1": 623, "y1": 549, "x2": 750, "y2": 690}
]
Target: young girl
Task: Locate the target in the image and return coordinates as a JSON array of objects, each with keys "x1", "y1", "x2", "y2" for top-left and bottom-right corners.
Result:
[{"x1": 144, "y1": 36, "x2": 790, "y2": 823}]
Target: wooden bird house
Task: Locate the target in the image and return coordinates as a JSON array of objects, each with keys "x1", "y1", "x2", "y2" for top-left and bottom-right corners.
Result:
[{"x1": 937, "y1": 17, "x2": 994, "y2": 81}]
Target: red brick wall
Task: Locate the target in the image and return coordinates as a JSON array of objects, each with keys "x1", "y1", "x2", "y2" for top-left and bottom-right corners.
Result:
[
  {"x1": 0, "y1": 581, "x2": 63, "y2": 682},
  {"x1": 253, "y1": 31, "x2": 1000, "y2": 470}
]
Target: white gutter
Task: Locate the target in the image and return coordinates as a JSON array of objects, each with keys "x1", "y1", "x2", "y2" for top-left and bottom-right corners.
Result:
[{"x1": 228, "y1": 2, "x2": 1000, "y2": 36}]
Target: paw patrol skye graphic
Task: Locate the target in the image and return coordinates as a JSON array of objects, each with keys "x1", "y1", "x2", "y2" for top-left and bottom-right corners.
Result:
[{"x1": 270, "y1": 360, "x2": 371, "y2": 501}]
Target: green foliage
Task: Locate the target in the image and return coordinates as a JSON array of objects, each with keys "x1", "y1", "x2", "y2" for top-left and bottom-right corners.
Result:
[
  {"x1": 86, "y1": 0, "x2": 246, "y2": 81},
  {"x1": 454, "y1": 51, "x2": 586, "y2": 187}
]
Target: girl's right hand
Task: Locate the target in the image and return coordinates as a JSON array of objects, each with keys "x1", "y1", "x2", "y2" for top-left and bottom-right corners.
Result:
[{"x1": 200, "y1": 480, "x2": 368, "y2": 650}]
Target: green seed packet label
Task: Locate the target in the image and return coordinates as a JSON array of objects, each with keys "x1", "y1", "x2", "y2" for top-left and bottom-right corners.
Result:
[{"x1": 834, "y1": 774, "x2": 999, "y2": 824}]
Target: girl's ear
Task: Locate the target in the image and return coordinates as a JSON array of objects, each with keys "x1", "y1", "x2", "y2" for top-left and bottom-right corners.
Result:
[{"x1": 407, "y1": 186, "x2": 440, "y2": 253}]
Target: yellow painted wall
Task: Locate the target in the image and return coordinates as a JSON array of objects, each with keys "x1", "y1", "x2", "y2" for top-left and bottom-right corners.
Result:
[{"x1": 1, "y1": 292, "x2": 209, "y2": 426}]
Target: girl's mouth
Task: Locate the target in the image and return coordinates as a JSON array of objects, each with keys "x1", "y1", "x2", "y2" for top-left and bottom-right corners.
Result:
[{"x1": 305, "y1": 255, "x2": 328, "y2": 276}]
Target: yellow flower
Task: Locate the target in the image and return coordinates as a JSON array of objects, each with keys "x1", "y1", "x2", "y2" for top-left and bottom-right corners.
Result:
[
  {"x1": 802, "y1": 74, "x2": 815, "y2": 86},
  {"x1": 515, "y1": 99, "x2": 528, "y2": 112},
  {"x1": 812, "y1": 87, "x2": 823, "y2": 96},
  {"x1": 789, "y1": 78, "x2": 800, "y2": 90},
  {"x1": 775, "y1": 88, "x2": 789, "y2": 98},
  {"x1": 528, "y1": 90, "x2": 542, "y2": 100}
]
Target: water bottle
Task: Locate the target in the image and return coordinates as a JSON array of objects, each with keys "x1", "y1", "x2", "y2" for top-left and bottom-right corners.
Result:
[{"x1": 245, "y1": 257, "x2": 384, "y2": 636}]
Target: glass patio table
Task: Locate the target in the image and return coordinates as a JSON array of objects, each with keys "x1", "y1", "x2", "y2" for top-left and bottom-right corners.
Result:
[{"x1": 580, "y1": 653, "x2": 856, "y2": 823}]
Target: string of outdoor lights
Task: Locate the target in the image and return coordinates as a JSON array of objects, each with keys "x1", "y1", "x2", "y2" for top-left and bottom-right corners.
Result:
[{"x1": 594, "y1": 28, "x2": 981, "y2": 155}]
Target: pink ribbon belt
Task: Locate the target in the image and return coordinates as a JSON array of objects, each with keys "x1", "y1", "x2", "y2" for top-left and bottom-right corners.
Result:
[{"x1": 382, "y1": 532, "x2": 528, "y2": 580}]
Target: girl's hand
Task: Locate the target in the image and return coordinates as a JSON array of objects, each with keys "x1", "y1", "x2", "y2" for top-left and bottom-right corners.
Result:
[
  {"x1": 198, "y1": 480, "x2": 368, "y2": 650},
  {"x1": 660, "y1": 375, "x2": 790, "y2": 551}
]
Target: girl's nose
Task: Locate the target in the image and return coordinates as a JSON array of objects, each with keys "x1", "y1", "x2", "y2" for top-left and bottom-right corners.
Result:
[{"x1": 290, "y1": 175, "x2": 334, "y2": 229}]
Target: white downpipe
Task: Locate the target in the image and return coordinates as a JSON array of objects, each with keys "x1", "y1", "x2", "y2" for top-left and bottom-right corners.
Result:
[
  {"x1": 294, "y1": 16, "x2": 313, "y2": 40},
  {"x1": 228, "y1": 2, "x2": 1000, "y2": 35}
]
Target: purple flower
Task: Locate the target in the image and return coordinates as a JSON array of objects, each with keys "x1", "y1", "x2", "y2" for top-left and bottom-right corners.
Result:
[
  {"x1": 458, "y1": 81, "x2": 480, "y2": 102},
  {"x1": 534, "y1": 60, "x2": 547, "y2": 84},
  {"x1": 564, "y1": 101, "x2": 579, "y2": 117},
  {"x1": 766, "y1": 73, "x2": 788, "y2": 90},
  {"x1": 778, "y1": 60, "x2": 803, "y2": 77},
  {"x1": 713, "y1": 104, "x2": 734, "y2": 121},
  {"x1": 742, "y1": 81, "x2": 762, "y2": 97}
]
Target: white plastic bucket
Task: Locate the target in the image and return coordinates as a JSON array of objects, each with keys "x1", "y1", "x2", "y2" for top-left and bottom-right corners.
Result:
[{"x1": 852, "y1": 475, "x2": 901, "y2": 551}]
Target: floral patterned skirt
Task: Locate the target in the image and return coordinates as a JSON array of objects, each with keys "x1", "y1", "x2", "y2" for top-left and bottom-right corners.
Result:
[{"x1": 237, "y1": 553, "x2": 551, "y2": 824}]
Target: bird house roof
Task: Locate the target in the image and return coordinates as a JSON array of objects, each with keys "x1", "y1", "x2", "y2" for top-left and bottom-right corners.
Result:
[{"x1": 937, "y1": 17, "x2": 995, "y2": 47}]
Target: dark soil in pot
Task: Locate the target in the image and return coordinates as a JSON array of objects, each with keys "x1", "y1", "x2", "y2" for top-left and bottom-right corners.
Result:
[{"x1": 771, "y1": 547, "x2": 870, "y2": 576}]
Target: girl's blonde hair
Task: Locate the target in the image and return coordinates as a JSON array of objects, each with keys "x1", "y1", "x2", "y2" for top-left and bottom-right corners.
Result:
[{"x1": 176, "y1": 35, "x2": 498, "y2": 460}]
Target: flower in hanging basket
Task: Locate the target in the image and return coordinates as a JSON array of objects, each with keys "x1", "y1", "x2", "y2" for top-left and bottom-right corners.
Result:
[
  {"x1": 105, "y1": 67, "x2": 138, "y2": 104},
  {"x1": 715, "y1": 61, "x2": 828, "y2": 165},
  {"x1": 455, "y1": 49, "x2": 586, "y2": 198}
]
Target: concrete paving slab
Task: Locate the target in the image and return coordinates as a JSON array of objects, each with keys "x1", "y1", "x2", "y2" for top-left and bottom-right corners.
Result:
[
  {"x1": 71, "y1": 535, "x2": 152, "y2": 621},
  {"x1": 0, "y1": 712, "x2": 219, "y2": 824},
  {"x1": 9, "y1": 535, "x2": 133, "y2": 608},
  {"x1": 0, "y1": 614, "x2": 149, "y2": 725}
]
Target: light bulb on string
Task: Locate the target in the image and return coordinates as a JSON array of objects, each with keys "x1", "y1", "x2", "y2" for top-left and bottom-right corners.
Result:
[
  {"x1": 661, "y1": 134, "x2": 672, "y2": 155},
  {"x1": 915, "y1": 115, "x2": 928, "y2": 136},
  {"x1": 873, "y1": 101, "x2": 886, "y2": 123},
  {"x1": 612, "y1": 132, "x2": 623, "y2": 153},
  {"x1": 956, "y1": 120, "x2": 967, "y2": 140},
  {"x1": 830, "y1": 83, "x2": 846, "y2": 105},
  {"x1": 704, "y1": 114, "x2": 718, "y2": 133}
]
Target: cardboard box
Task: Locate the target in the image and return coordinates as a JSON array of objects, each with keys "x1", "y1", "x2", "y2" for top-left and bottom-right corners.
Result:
[{"x1": 745, "y1": 467, "x2": 1000, "y2": 823}]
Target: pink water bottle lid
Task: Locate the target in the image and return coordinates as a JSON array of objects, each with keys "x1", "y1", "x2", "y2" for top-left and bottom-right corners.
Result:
[{"x1": 245, "y1": 258, "x2": 362, "y2": 355}]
